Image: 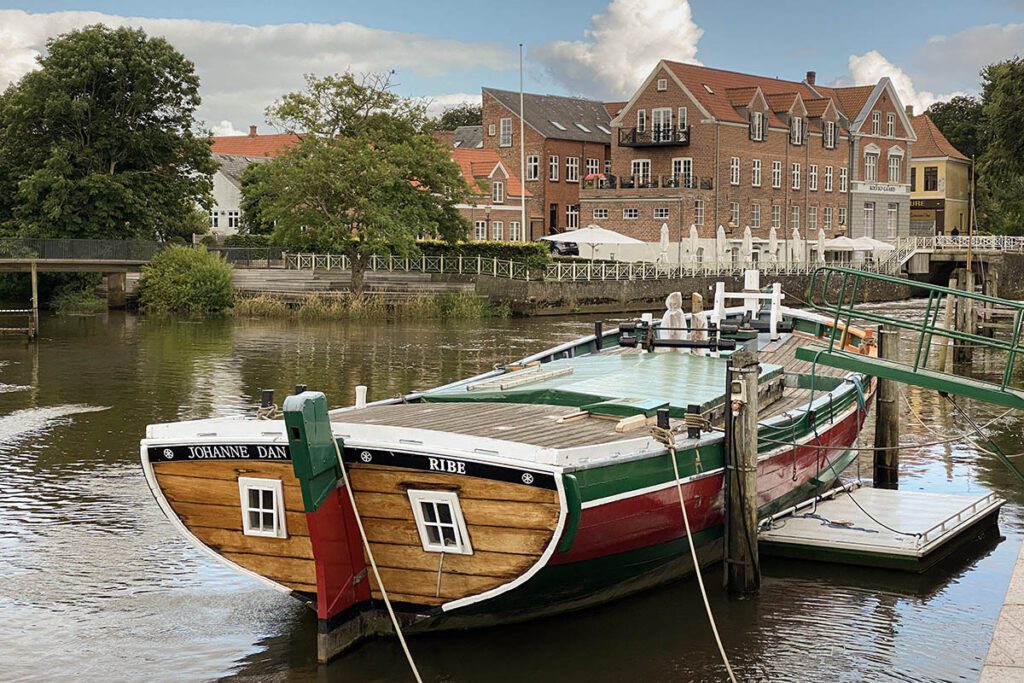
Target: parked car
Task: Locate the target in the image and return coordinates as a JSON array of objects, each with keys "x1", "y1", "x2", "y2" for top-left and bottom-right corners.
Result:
[{"x1": 545, "y1": 239, "x2": 579, "y2": 256}]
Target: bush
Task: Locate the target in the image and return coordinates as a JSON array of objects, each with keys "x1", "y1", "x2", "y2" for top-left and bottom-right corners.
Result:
[
  {"x1": 138, "y1": 245, "x2": 234, "y2": 316},
  {"x1": 416, "y1": 240, "x2": 551, "y2": 270},
  {"x1": 223, "y1": 233, "x2": 273, "y2": 248},
  {"x1": 51, "y1": 288, "x2": 108, "y2": 314},
  {"x1": 199, "y1": 234, "x2": 219, "y2": 247}
]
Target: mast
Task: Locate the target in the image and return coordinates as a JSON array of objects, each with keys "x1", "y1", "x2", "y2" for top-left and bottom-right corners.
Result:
[{"x1": 519, "y1": 43, "x2": 527, "y2": 241}]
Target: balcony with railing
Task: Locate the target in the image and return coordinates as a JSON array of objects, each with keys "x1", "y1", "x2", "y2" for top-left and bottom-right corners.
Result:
[
  {"x1": 618, "y1": 125, "x2": 690, "y2": 147},
  {"x1": 581, "y1": 174, "x2": 713, "y2": 193}
]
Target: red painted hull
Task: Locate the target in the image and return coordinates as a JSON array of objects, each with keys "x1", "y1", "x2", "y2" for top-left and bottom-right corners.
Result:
[{"x1": 305, "y1": 484, "x2": 370, "y2": 620}]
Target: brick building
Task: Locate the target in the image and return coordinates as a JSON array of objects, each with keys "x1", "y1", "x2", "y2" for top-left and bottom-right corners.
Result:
[
  {"x1": 450, "y1": 148, "x2": 534, "y2": 241},
  {"x1": 480, "y1": 88, "x2": 612, "y2": 239},
  {"x1": 580, "y1": 61, "x2": 916, "y2": 245}
]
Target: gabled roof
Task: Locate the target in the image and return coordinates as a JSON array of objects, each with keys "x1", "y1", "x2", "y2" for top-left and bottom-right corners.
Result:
[
  {"x1": 803, "y1": 98, "x2": 833, "y2": 118},
  {"x1": 482, "y1": 88, "x2": 611, "y2": 143},
  {"x1": 210, "y1": 131, "x2": 302, "y2": 157},
  {"x1": 725, "y1": 86, "x2": 758, "y2": 108},
  {"x1": 765, "y1": 92, "x2": 801, "y2": 113},
  {"x1": 453, "y1": 125, "x2": 483, "y2": 149},
  {"x1": 911, "y1": 114, "x2": 969, "y2": 161},
  {"x1": 451, "y1": 148, "x2": 531, "y2": 198},
  {"x1": 813, "y1": 84, "x2": 875, "y2": 122},
  {"x1": 605, "y1": 101, "x2": 628, "y2": 118},
  {"x1": 213, "y1": 153, "x2": 271, "y2": 189}
]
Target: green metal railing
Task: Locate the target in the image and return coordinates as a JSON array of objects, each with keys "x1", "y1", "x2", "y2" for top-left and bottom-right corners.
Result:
[{"x1": 795, "y1": 266, "x2": 1024, "y2": 410}]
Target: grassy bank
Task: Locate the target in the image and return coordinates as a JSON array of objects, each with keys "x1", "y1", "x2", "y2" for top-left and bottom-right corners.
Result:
[{"x1": 233, "y1": 291, "x2": 511, "y2": 320}]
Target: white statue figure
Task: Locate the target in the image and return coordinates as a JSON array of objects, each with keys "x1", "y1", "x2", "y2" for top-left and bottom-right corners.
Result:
[{"x1": 659, "y1": 291, "x2": 688, "y2": 353}]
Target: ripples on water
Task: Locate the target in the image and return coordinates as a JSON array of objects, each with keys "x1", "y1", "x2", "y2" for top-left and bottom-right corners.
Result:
[{"x1": 0, "y1": 309, "x2": 1021, "y2": 682}]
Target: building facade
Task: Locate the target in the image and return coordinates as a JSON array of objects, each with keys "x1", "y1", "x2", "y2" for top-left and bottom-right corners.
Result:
[
  {"x1": 580, "y1": 61, "x2": 916, "y2": 244},
  {"x1": 909, "y1": 110, "x2": 971, "y2": 235},
  {"x1": 481, "y1": 88, "x2": 612, "y2": 240},
  {"x1": 450, "y1": 148, "x2": 533, "y2": 241}
]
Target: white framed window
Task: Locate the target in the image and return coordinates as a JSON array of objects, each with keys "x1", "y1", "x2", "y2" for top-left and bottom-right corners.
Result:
[
  {"x1": 791, "y1": 163, "x2": 801, "y2": 190},
  {"x1": 636, "y1": 108, "x2": 647, "y2": 132},
  {"x1": 824, "y1": 165, "x2": 833, "y2": 192},
  {"x1": 863, "y1": 202, "x2": 875, "y2": 237},
  {"x1": 238, "y1": 477, "x2": 287, "y2": 539},
  {"x1": 566, "y1": 156, "x2": 580, "y2": 183},
  {"x1": 491, "y1": 221, "x2": 504, "y2": 240},
  {"x1": 227, "y1": 210, "x2": 240, "y2": 229},
  {"x1": 408, "y1": 490, "x2": 472, "y2": 555},
  {"x1": 888, "y1": 154, "x2": 902, "y2": 184},
  {"x1": 824, "y1": 206, "x2": 833, "y2": 230},
  {"x1": 887, "y1": 202, "x2": 898, "y2": 239},
  {"x1": 210, "y1": 209, "x2": 219, "y2": 228},
  {"x1": 750, "y1": 111, "x2": 764, "y2": 141},
  {"x1": 864, "y1": 153, "x2": 878, "y2": 182},
  {"x1": 694, "y1": 199, "x2": 705, "y2": 226},
  {"x1": 657, "y1": 78, "x2": 668, "y2": 91},
  {"x1": 678, "y1": 107, "x2": 688, "y2": 130},
  {"x1": 729, "y1": 202, "x2": 739, "y2": 226},
  {"x1": 791, "y1": 205, "x2": 800, "y2": 230},
  {"x1": 808, "y1": 205, "x2": 818, "y2": 230},
  {"x1": 809, "y1": 164, "x2": 818, "y2": 191},
  {"x1": 772, "y1": 160, "x2": 782, "y2": 189},
  {"x1": 730, "y1": 157, "x2": 740, "y2": 185},
  {"x1": 790, "y1": 116, "x2": 803, "y2": 145},
  {"x1": 751, "y1": 159, "x2": 762, "y2": 187},
  {"x1": 549, "y1": 155, "x2": 559, "y2": 181},
  {"x1": 631, "y1": 159, "x2": 651, "y2": 184},
  {"x1": 566, "y1": 204, "x2": 579, "y2": 229},
  {"x1": 672, "y1": 157, "x2": 693, "y2": 186},
  {"x1": 886, "y1": 113, "x2": 895, "y2": 138},
  {"x1": 839, "y1": 167, "x2": 848, "y2": 193},
  {"x1": 526, "y1": 155, "x2": 539, "y2": 181},
  {"x1": 474, "y1": 220, "x2": 487, "y2": 240},
  {"x1": 623, "y1": 207, "x2": 639, "y2": 220},
  {"x1": 509, "y1": 221, "x2": 521, "y2": 242},
  {"x1": 593, "y1": 208, "x2": 609, "y2": 220},
  {"x1": 751, "y1": 203, "x2": 761, "y2": 229},
  {"x1": 771, "y1": 204, "x2": 781, "y2": 229},
  {"x1": 586, "y1": 158, "x2": 600, "y2": 176},
  {"x1": 604, "y1": 159, "x2": 612, "y2": 174},
  {"x1": 488, "y1": 123, "x2": 496, "y2": 137},
  {"x1": 824, "y1": 120, "x2": 836, "y2": 149},
  {"x1": 839, "y1": 206, "x2": 847, "y2": 226},
  {"x1": 499, "y1": 118, "x2": 512, "y2": 146},
  {"x1": 871, "y1": 111, "x2": 880, "y2": 136},
  {"x1": 492, "y1": 180, "x2": 505, "y2": 204},
  {"x1": 652, "y1": 107, "x2": 672, "y2": 141},
  {"x1": 654, "y1": 207, "x2": 670, "y2": 220}
]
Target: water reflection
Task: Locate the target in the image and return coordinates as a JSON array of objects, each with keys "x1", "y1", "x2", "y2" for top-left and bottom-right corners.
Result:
[{"x1": 0, "y1": 307, "x2": 1020, "y2": 683}]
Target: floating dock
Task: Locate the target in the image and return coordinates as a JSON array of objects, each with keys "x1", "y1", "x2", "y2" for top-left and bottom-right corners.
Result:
[{"x1": 759, "y1": 485, "x2": 1004, "y2": 572}]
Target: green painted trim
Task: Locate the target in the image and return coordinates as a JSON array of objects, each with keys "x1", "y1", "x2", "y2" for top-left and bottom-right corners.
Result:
[
  {"x1": 558, "y1": 474, "x2": 582, "y2": 552},
  {"x1": 572, "y1": 441, "x2": 725, "y2": 503},
  {"x1": 283, "y1": 391, "x2": 344, "y2": 513}
]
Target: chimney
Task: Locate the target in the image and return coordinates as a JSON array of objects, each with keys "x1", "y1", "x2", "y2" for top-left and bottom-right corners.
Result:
[
  {"x1": 905, "y1": 105, "x2": 914, "y2": 116},
  {"x1": 806, "y1": 71, "x2": 816, "y2": 85},
  {"x1": 248, "y1": 125, "x2": 258, "y2": 137}
]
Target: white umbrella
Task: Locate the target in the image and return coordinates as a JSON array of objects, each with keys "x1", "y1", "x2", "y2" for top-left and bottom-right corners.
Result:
[
  {"x1": 767, "y1": 227, "x2": 779, "y2": 264},
  {"x1": 741, "y1": 226, "x2": 753, "y2": 265},
  {"x1": 689, "y1": 224, "x2": 699, "y2": 262},
  {"x1": 824, "y1": 236, "x2": 857, "y2": 251},
  {"x1": 541, "y1": 224, "x2": 644, "y2": 260},
  {"x1": 816, "y1": 229, "x2": 826, "y2": 263},
  {"x1": 659, "y1": 223, "x2": 669, "y2": 263},
  {"x1": 716, "y1": 225, "x2": 727, "y2": 265},
  {"x1": 852, "y1": 236, "x2": 895, "y2": 252},
  {"x1": 790, "y1": 227, "x2": 802, "y2": 263}
]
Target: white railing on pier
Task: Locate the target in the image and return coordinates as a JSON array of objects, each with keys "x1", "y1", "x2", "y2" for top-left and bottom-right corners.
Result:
[
  {"x1": 894, "y1": 235, "x2": 1024, "y2": 253},
  {"x1": 541, "y1": 259, "x2": 894, "y2": 281},
  {"x1": 285, "y1": 253, "x2": 531, "y2": 280}
]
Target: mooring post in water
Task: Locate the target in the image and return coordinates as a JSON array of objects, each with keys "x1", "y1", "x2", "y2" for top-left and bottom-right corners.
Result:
[
  {"x1": 30, "y1": 260, "x2": 39, "y2": 341},
  {"x1": 724, "y1": 347, "x2": 760, "y2": 593},
  {"x1": 954, "y1": 268, "x2": 976, "y2": 364},
  {"x1": 873, "y1": 324, "x2": 900, "y2": 489},
  {"x1": 937, "y1": 277, "x2": 957, "y2": 373}
]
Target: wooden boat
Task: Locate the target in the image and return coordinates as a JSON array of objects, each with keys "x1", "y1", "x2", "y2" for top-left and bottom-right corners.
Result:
[{"x1": 141, "y1": 280, "x2": 876, "y2": 662}]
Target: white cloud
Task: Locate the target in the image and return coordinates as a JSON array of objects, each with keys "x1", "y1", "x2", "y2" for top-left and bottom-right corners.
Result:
[
  {"x1": 0, "y1": 10, "x2": 512, "y2": 130},
  {"x1": 210, "y1": 120, "x2": 247, "y2": 136},
  {"x1": 913, "y1": 23, "x2": 1024, "y2": 92},
  {"x1": 534, "y1": 0, "x2": 702, "y2": 99},
  {"x1": 846, "y1": 50, "x2": 967, "y2": 113},
  {"x1": 416, "y1": 92, "x2": 481, "y2": 119}
]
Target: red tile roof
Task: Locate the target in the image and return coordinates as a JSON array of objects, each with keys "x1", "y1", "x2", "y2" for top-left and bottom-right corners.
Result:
[
  {"x1": 813, "y1": 84, "x2": 875, "y2": 121},
  {"x1": 450, "y1": 148, "x2": 531, "y2": 198},
  {"x1": 605, "y1": 101, "x2": 628, "y2": 117},
  {"x1": 911, "y1": 114, "x2": 969, "y2": 161},
  {"x1": 803, "y1": 98, "x2": 832, "y2": 118},
  {"x1": 210, "y1": 132, "x2": 302, "y2": 157},
  {"x1": 725, "y1": 86, "x2": 758, "y2": 107}
]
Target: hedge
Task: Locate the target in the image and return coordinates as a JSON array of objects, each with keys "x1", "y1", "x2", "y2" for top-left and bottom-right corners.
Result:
[{"x1": 223, "y1": 233, "x2": 274, "y2": 248}]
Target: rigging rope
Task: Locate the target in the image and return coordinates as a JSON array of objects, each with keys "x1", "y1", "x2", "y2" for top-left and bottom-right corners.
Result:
[
  {"x1": 650, "y1": 425, "x2": 738, "y2": 683},
  {"x1": 331, "y1": 438, "x2": 424, "y2": 683}
]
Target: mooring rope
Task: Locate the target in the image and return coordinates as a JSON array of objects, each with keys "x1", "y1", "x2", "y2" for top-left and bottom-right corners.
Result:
[
  {"x1": 331, "y1": 438, "x2": 424, "y2": 683},
  {"x1": 650, "y1": 425, "x2": 738, "y2": 683}
]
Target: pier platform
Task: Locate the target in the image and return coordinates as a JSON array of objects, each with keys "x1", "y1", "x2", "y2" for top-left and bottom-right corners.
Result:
[
  {"x1": 759, "y1": 486, "x2": 1004, "y2": 572},
  {"x1": 981, "y1": 538, "x2": 1024, "y2": 682}
]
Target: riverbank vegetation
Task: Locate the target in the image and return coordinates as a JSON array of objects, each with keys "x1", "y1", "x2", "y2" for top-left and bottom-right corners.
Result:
[
  {"x1": 50, "y1": 287, "x2": 108, "y2": 315},
  {"x1": 138, "y1": 246, "x2": 234, "y2": 316},
  {"x1": 233, "y1": 291, "x2": 509, "y2": 321}
]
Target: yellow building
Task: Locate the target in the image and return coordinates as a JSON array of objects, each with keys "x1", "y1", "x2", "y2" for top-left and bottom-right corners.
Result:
[{"x1": 909, "y1": 111, "x2": 971, "y2": 235}]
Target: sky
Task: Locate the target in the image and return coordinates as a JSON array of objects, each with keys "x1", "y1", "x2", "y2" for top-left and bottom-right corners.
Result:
[{"x1": 1, "y1": 0, "x2": 1022, "y2": 135}]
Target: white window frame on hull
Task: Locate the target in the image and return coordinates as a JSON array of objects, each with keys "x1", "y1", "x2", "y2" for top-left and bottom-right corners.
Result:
[
  {"x1": 408, "y1": 489, "x2": 473, "y2": 555},
  {"x1": 238, "y1": 477, "x2": 287, "y2": 538}
]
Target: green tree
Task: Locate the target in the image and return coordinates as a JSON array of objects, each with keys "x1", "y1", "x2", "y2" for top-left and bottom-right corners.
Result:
[
  {"x1": 978, "y1": 57, "x2": 1024, "y2": 234},
  {"x1": 252, "y1": 72, "x2": 471, "y2": 294},
  {"x1": 138, "y1": 245, "x2": 234, "y2": 315},
  {"x1": 0, "y1": 24, "x2": 215, "y2": 240},
  {"x1": 238, "y1": 162, "x2": 275, "y2": 234},
  {"x1": 434, "y1": 102, "x2": 482, "y2": 130},
  {"x1": 925, "y1": 96, "x2": 984, "y2": 162}
]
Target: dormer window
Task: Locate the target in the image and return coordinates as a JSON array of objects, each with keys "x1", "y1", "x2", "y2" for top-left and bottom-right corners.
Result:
[
  {"x1": 492, "y1": 180, "x2": 505, "y2": 203},
  {"x1": 823, "y1": 120, "x2": 837, "y2": 149},
  {"x1": 790, "y1": 116, "x2": 804, "y2": 145},
  {"x1": 750, "y1": 111, "x2": 764, "y2": 141}
]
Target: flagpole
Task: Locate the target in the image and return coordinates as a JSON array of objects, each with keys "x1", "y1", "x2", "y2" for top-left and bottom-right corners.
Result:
[{"x1": 519, "y1": 43, "x2": 527, "y2": 241}]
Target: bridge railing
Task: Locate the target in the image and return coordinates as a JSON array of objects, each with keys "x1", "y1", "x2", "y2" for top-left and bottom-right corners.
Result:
[
  {"x1": 894, "y1": 235, "x2": 1024, "y2": 253},
  {"x1": 0, "y1": 238, "x2": 164, "y2": 261}
]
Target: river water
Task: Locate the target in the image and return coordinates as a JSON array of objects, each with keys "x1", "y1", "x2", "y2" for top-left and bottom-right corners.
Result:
[{"x1": 1, "y1": 308, "x2": 1022, "y2": 683}]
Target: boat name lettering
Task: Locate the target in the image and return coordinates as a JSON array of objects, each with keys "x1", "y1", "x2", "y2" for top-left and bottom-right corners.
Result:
[
  {"x1": 428, "y1": 457, "x2": 467, "y2": 474},
  {"x1": 148, "y1": 444, "x2": 291, "y2": 461}
]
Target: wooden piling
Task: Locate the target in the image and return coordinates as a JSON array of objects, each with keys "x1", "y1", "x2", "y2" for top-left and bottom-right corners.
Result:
[
  {"x1": 30, "y1": 260, "x2": 39, "y2": 341},
  {"x1": 937, "y1": 277, "x2": 956, "y2": 373},
  {"x1": 724, "y1": 347, "x2": 760, "y2": 593},
  {"x1": 873, "y1": 325, "x2": 900, "y2": 489},
  {"x1": 954, "y1": 268, "x2": 976, "y2": 364}
]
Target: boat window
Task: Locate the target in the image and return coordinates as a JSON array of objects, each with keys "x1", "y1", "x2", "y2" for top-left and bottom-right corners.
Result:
[
  {"x1": 238, "y1": 476, "x2": 288, "y2": 538},
  {"x1": 407, "y1": 490, "x2": 473, "y2": 555}
]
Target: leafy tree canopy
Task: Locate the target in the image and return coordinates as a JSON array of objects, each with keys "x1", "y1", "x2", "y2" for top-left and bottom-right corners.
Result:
[
  {"x1": 433, "y1": 102, "x2": 482, "y2": 130},
  {"x1": 925, "y1": 96, "x2": 983, "y2": 162},
  {"x1": 251, "y1": 72, "x2": 471, "y2": 293},
  {"x1": 978, "y1": 58, "x2": 1024, "y2": 234},
  {"x1": 0, "y1": 24, "x2": 215, "y2": 240}
]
